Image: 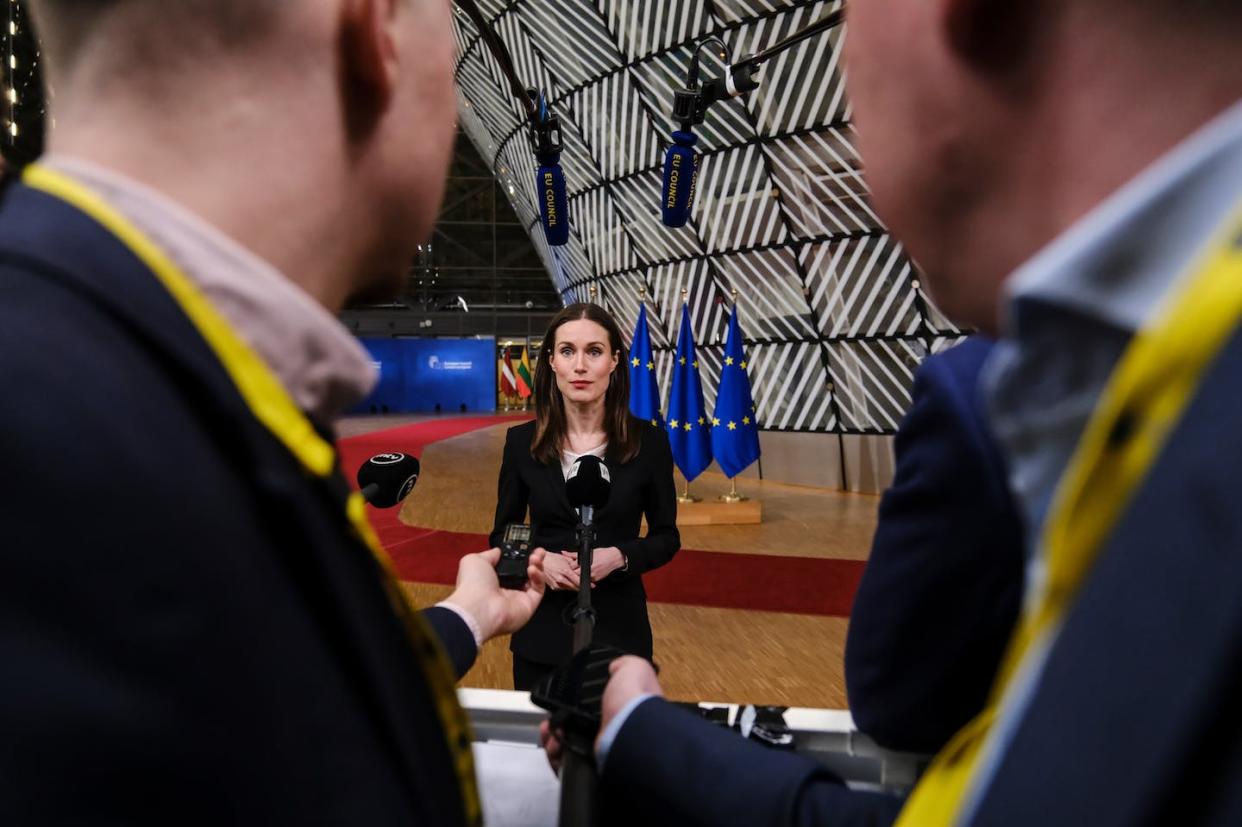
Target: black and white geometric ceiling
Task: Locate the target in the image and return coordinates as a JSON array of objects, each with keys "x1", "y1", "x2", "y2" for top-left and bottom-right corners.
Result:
[{"x1": 451, "y1": 0, "x2": 964, "y2": 434}]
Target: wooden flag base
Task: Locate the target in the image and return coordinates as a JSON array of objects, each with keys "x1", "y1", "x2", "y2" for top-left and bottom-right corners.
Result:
[{"x1": 676, "y1": 497, "x2": 762, "y2": 526}]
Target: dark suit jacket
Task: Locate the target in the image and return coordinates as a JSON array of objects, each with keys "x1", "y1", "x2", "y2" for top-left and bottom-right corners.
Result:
[
  {"x1": 0, "y1": 179, "x2": 478, "y2": 825},
  {"x1": 845, "y1": 337, "x2": 1024, "y2": 754},
  {"x1": 490, "y1": 419, "x2": 680, "y2": 664},
  {"x1": 602, "y1": 331, "x2": 1242, "y2": 826}
]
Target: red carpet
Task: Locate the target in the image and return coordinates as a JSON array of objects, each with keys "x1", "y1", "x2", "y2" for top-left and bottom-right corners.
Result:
[
  {"x1": 338, "y1": 416, "x2": 864, "y2": 618},
  {"x1": 337, "y1": 415, "x2": 533, "y2": 465}
]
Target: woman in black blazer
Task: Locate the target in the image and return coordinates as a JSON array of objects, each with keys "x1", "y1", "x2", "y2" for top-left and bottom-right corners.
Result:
[{"x1": 491, "y1": 303, "x2": 680, "y2": 690}]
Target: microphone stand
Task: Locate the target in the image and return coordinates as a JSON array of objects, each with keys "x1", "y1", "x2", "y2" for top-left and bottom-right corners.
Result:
[
  {"x1": 673, "y1": 6, "x2": 847, "y2": 128},
  {"x1": 559, "y1": 503, "x2": 599, "y2": 827}
]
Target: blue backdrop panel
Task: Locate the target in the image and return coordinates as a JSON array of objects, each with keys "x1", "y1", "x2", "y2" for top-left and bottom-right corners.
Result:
[
  {"x1": 355, "y1": 338, "x2": 407, "y2": 414},
  {"x1": 353, "y1": 338, "x2": 497, "y2": 414}
]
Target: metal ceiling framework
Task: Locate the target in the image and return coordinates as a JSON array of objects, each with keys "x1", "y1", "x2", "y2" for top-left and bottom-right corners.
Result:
[
  {"x1": 1, "y1": 0, "x2": 972, "y2": 434},
  {"x1": 451, "y1": 0, "x2": 965, "y2": 434}
]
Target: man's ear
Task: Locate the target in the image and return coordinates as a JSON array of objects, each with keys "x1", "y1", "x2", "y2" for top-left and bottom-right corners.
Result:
[
  {"x1": 943, "y1": 0, "x2": 1043, "y2": 73},
  {"x1": 338, "y1": 0, "x2": 399, "y2": 139}
]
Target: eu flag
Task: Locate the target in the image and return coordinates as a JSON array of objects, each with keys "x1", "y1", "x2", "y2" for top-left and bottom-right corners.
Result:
[
  {"x1": 711, "y1": 307, "x2": 761, "y2": 477},
  {"x1": 627, "y1": 304, "x2": 662, "y2": 426},
  {"x1": 667, "y1": 303, "x2": 712, "y2": 482}
]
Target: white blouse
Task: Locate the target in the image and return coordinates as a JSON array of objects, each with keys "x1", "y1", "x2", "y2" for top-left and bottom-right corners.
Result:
[{"x1": 560, "y1": 442, "x2": 608, "y2": 481}]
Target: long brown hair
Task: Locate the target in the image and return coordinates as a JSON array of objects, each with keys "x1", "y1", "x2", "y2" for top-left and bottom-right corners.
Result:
[{"x1": 531, "y1": 303, "x2": 640, "y2": 465}]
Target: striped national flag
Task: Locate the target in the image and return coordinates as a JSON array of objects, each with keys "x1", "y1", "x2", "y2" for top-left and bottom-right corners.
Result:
[
  {"x1": 499, "y1": 356, "x2": 517, "y2": 397},
  {"x1": 513, "y1": 347, "x2": 534, "y2": 399}
]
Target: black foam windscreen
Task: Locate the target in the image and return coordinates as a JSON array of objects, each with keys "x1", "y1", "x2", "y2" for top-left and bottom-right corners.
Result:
[
  {"x1": 356, "y1": 452, "x2": 421, "y2": 508},
  {"x1": 565, "y1": 454, "x2": 611, "y2": 509}
]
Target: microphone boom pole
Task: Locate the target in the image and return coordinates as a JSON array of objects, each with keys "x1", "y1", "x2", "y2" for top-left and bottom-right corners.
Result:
[
  {"x1": 732, "y1": 7, "x2": 845, "y2": 73},
  {"x1": 559, "y1": 456, "x2": 612, "y2": 827}
]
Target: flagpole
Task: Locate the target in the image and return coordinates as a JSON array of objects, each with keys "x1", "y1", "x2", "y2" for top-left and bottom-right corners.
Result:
[
  {"x1": 719, "y1": 288, "x2": 750, "y2": 503},
  {"x1": 720, "y1": 476, "x2": 747, "y2": 503}
]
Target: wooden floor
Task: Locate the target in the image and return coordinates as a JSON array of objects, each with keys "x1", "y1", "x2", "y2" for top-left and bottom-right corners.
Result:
[{"x1": 349, "y1": 415, "x2": 880, "y2": 710}]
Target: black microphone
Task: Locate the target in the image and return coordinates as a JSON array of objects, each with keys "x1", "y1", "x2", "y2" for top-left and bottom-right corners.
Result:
[
  {"x1": 565, "y1": 454, "x2": 611, "y2": 525},
  {"x1": 701, "y1": 62, "x2": 762, "y2": 106},
  {"x1": 356, "y1": 452, "x2": 421, "y2": 508}
]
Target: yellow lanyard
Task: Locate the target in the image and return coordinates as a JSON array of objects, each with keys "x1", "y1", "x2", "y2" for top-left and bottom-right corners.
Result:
[
  {"x1": 22, "y1": 164, "x2": 481, "y2": 826},
  {"x1": 896, "y1": 203, "x2": 1242, "y2": 826}
]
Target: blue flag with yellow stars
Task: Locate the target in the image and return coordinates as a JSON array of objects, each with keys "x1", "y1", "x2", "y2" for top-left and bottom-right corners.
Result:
[
  {"x1": 667, "y1": 303, "x2": 712, "y2": 482},
  {"x1": 711, "y1": 307, "x2": 761, "y2": 477},
  {"x1": 627, "y1": 304, "x2": 662, "y2": 426}
]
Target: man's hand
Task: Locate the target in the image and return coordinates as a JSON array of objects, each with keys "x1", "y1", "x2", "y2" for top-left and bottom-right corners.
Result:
[
  {"x1": 539, "y1": 719, "x2": 564, "y2": 774},
  {"x1": 444, "y1": 547, "x2": 547, "y2": 641},
  {"x1": 597, "y1": 656, "x2": 664, "y2": 752},
  {"x1": 539, "y1": 655, "x2": 664, "y2": 774},
  {"x1": 543, "y1": 549, "x2": 580, "y2": 591},
  {"x1": 589, "y1": 546, "x2": 626, "y2": 585}
]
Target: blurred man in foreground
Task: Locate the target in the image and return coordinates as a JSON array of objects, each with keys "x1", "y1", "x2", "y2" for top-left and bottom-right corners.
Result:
[
  {"x1": 0, "y1": 2, "x2": 544, "y2": 824},
  {"x1": 564, "y1": 2, "x2": 1242, "y2": 825}
]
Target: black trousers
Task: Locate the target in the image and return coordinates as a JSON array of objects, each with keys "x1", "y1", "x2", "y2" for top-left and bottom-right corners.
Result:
[{"x1": 512, "y1": 653, "x2": 557, "y2": 692}]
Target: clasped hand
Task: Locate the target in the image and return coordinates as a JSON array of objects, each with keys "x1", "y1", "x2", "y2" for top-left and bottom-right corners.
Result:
[{"x1": 540, "y1": 546, "x2": 625, "y2": 590}]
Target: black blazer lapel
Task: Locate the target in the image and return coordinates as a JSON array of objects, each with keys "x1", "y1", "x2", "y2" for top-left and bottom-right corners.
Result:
[{"x1": 543, "y1": 456, "x2": 578, "y2": 521}]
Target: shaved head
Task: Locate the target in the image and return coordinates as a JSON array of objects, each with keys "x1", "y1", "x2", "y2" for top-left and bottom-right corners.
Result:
[
  {"x1": 26, "y1": 0, "x2": 459, "y2": 311},
  {"x1": 30, "y1": 0, "x2": 283, "y2": 60}
]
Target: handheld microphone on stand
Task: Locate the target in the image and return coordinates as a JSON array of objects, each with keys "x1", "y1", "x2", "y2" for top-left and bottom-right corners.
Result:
[
  {"x1": 530, "y1": 89, "x2": 569, "y2": 246},
  {"x1": 455, "y1": 0, "x2": 571, "y2": 246},
  {"x1": 661, "y1": 38, "x2": 761, "y2": 227},
  {"x1": 660, "y1": 7, "x2": 845, "y2": 227},
  {"x1": 356, "y1": 452, "x2": 421, "y2": 508}
]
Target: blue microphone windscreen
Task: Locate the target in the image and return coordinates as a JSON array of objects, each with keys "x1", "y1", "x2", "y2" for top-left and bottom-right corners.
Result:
[
  {"x1": 538, "y1": 164, "x2": 570, "y2": 246},
  {"x1": 661, "y1": 142, "x2": 698, "y2": 228}
]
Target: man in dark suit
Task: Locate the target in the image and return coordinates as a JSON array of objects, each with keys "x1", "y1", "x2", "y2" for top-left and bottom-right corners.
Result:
[
  {"x1": 551, "y1": 2, "x2": 1242, "y2": 825},
  {"x1": 0, "y1": 2, "x2": 545, "y2": 825},
  {"x1": 846, "y1": 336, "x2": 1024, "y2": 754}
]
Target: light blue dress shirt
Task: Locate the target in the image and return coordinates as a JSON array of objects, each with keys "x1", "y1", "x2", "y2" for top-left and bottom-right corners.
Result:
[{"x1": 967, "y1": 97, "x2": 1242, "y2": 821}]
